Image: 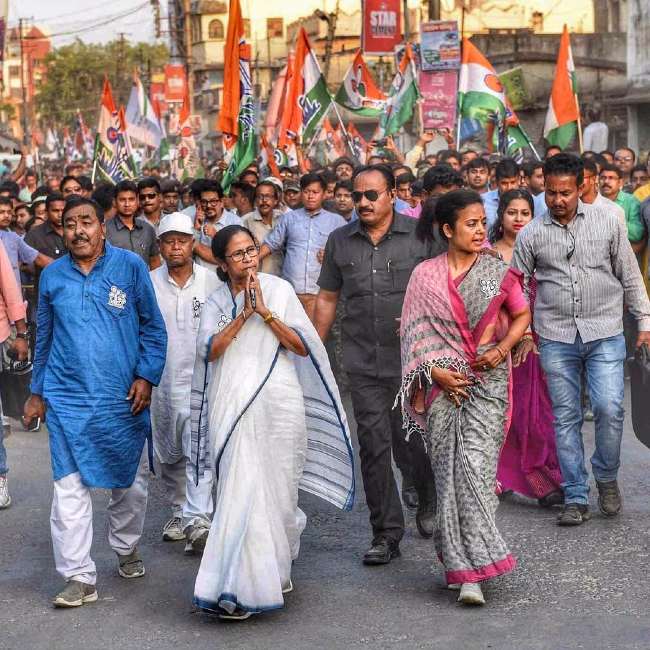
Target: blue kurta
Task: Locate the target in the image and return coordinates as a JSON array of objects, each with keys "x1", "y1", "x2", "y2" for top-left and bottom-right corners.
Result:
[{"x1": 31, "y1": 243, "x2": 167, "y2": 488}]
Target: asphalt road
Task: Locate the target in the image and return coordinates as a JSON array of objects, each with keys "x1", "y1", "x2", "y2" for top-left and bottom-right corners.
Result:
[{"x1": 2, "y1": 392, "x2": 650, "y2": 650}]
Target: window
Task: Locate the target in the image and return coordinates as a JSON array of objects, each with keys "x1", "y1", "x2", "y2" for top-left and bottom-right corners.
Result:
[{"x1": 208, "y1": 19, "x2": 224, "y2": 40}]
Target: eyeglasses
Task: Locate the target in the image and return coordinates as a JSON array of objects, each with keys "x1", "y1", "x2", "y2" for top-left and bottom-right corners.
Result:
[
  {"x1": 225, "y1": 245, "x2": 259, "y2": 262},
  {"x1": 351, "y1": 188, "x2": 390, "y2": 203},
  {"x1": 200, "y1": 198, "x2": 221, "y2": 206},
  {"x1": 139, "y1": 192, "x2": 158, "y2": 200},
  {"x1": 614, "y1": 156, "x2": 633, "y2": 163}
]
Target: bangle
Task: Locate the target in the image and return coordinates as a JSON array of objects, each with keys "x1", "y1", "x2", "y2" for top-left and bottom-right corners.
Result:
[
  {"x1": 263, "y1": 311, "x2": 275, "y2": 324},
  {"x1": 495, "y1": 345, "x2": 508, "y2": 359},
  {"x1": 240, "y1": 310, "x2": 247, "y2": 323}
]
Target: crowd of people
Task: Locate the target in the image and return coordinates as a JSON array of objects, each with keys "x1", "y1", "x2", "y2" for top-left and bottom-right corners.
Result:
[{"x1": 0, "y1": 136, "x2": 649, "y2": 616}]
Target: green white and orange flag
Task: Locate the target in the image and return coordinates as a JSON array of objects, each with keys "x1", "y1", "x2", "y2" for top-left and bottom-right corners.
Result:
[
  {"x1": 376, "y1": 44, "x2": 420, "y2": 138},
  {"x1": 279, "y1": 27, "x2": 332, "y2": 147},
  {"x1": 457, "y1": 38, "x2": 506, "y2": 128},
  {"x1": 335, "y1": 50, "x2": 386, "y2": 117},
  {"x1": 92, "y1": 77, "x2": 137, "y2": 184},
  {"x1": 543, "y1": 25, "x2": 579, "y2": 149}
]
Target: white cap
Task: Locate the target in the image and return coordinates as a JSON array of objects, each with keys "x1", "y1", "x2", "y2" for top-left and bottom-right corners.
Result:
[{"x1": 158, "y1": 212, "x2": 194, "y2": 237}]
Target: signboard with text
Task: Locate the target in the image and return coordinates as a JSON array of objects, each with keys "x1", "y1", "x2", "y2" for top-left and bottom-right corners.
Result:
[
  {"x1": 419, "y1": 69, "x2": 458, "y2": 132},
  {"x1": 420, "y1": 20, "x2": 460, "y2": 71},
  {"x1": 362, "y1": 0, "x2": 402, "y2": 55},
  {"x1": 164, "y1": 64, "x2": 187, "y2": 103}
]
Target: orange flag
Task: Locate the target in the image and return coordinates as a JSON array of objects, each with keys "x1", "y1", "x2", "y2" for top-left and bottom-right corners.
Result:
[{"x1": 219, "y1": 0, "x2": 244, "y2": 139}]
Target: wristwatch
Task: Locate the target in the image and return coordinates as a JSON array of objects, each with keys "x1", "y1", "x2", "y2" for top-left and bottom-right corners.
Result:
[
  {"x1": 15, "y1": 332, "x2": 29, "y2": 340},
  {"x1": 263, "y1": 311, "x2": 278, "y2": 324}
]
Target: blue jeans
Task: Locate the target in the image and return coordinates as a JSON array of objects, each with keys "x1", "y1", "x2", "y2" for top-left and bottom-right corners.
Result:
[{"x1": 539, "y1": 333, "x2": 625, "y2": 504}]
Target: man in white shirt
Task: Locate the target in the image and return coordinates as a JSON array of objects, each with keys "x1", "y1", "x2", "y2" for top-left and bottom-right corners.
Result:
[{"x1": 150, "y1": 213, "x2": 221, "y2": 554}]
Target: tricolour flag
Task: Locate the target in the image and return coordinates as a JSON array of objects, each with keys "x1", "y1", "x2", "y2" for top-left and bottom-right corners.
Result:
[
  {"x1": 457, "y1": 38, "x2": 506, "y2": 129},
  {"x1": 92, "y1": 78, "x2": 137, "y2": 184},
  {"x1": 347, "y1": 122, "x2": 368, "y2": 164},
  {"x1": 176, "y1": 91, "x2": 203, "y2": 181},
  {"x1": 125, "y1": 72, "x2": 164, "y2": 149},
  {"x1": 74, "y1": 110, "x2": 94, "y2": 160},
  {"x1": 543, "y1": 25, "x2": 579, "y2": 149},
  {"x1": 376, "y1": 44, "x2": 419, "y2": 138},
  {"x1": 219, "y1": 0, "x2": 256, "y2": 193},
  {"x1": 280, "y1": 28, "x2": 332, "y2": 146},
  {"x1": 335, "y1": 50, "x2": 386, "y2": 118}
]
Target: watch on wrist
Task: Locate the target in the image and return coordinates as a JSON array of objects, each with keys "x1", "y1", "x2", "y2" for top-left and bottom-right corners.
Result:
[
  {"x1": 15, "y1": 332, "x2": 28, "y2": 340},
  {"x1": 263, "y1": 311, "x2": 278, "y2": 324}
]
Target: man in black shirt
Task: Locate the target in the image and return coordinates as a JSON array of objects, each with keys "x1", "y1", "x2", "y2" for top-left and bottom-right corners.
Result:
[{"x1": 315, "y1": 165, "x2": 435, "y2": 565}]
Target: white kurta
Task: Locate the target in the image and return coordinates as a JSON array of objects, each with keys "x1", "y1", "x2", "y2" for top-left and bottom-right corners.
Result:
[{"x1": 150, "y1": 264, "x2": 221, "y2": 464}]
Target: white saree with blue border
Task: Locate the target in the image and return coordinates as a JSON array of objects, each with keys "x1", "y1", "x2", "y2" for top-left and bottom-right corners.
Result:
[{"x1": 189, "y1": 273, "x2": 354, "y2": 614}]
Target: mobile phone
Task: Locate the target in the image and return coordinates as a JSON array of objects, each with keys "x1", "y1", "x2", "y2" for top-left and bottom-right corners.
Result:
[{"x1": 249, "y1": 287, "x2": 256, "y2": 309}]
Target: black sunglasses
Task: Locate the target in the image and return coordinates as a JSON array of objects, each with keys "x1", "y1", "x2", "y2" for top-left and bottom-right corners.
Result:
[
  {"x1": 351, "y1": 188, "x2": 390, "y2": 203},
  {"x1": 139, "y1": 192, "x2": 158, "y2": 200}
]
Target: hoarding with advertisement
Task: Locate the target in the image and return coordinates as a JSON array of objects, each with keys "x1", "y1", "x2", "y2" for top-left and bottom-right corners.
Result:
[
  {"x1": 420, "y1": 20, "x2": 460, "y2": 71},
  {"x1": 164, "y1": 64, "x2": 187, "y2": 103},
  {"x1": 362, "y1": 0, "x2": 402, "y2": 55},
  {"x1": 419, "y1": 69, "x2": 458, "y2": 131}
]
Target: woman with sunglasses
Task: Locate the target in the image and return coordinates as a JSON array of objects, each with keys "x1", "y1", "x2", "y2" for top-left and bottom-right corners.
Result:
[
  {"x1": 189, "y1": 225, "x2": 354, "y2": 621},
  {"x1": 490, "y1": 189, "x2": 564, "y2": 507}
]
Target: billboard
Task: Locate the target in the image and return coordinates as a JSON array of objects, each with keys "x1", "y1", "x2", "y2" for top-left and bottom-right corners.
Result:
[
  {"x1": 164, "y1": 64, "x2": 187, "y2": 103},
  {"x1": 420, "y1": 20, "x2": 460, "y2": 71},
  {"x1": 419, "y1": 69, "x2": 458, "y2": 132},
  {"x1": 362, "y1": 0, "x2": 402, "y2": 56}
]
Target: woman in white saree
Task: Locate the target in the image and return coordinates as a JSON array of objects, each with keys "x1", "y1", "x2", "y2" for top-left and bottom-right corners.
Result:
[{"x1": 190, "y1": 226, "x2": 354, "y2": 621}]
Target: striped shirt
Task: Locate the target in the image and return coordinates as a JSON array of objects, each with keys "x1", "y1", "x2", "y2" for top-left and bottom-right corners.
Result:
[{"x1": 512, "y1": 200, "x2": 650, "y2": 344}]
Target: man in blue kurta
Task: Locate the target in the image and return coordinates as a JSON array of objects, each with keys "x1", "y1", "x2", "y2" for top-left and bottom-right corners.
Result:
[{"x1": 24, "y1": 196, "x2": 167, "y2": 608}]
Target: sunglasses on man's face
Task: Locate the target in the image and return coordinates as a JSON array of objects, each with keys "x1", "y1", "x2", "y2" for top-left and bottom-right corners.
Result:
[
  {"x1": 351, "y1": 188, "x2": 390, "y2": 203},
  {"x1": 139, "y1": 192, "x2": 158, "y2": 200}
]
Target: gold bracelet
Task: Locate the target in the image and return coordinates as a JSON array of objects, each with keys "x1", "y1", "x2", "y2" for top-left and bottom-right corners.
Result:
[
  {"x1": 241, "y1": 310, "x2": 247, "y2": 323},
  {"x1": 263, "y1": 311, "x2": 275, "y2": 324}
]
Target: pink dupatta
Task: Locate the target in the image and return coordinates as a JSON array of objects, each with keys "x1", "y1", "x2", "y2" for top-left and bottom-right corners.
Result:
[{"x1": 398, "y1": 252, "x2": 523, "y2": 439}]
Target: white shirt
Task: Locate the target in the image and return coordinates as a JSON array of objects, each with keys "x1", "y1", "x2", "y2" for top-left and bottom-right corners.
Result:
[
  {"x1": 583, "y1": 122, "x2": 609, "y2": 153},
  {"x1": 592, "y1": 192, "x2": 626, "y2": 226},
  {"x1": 149, "y1": 263, "x2": 222, "y2": 463}
]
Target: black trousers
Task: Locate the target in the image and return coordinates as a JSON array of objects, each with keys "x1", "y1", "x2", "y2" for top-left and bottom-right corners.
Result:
[{"x1": 349, "y1": 374, "x2": 435, "y2": 545}]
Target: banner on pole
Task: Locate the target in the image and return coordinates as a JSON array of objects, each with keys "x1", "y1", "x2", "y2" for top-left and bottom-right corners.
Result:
[
  {"x1": 420, "y1": 20, "x2": 460, "y2": 71},
  {"x1": 164, "y1": 64, "x2": 187, "y2": 103},
  {"x1": 361, "y1": 0, "x2": 402, "y2": 56},
  {"x1": 419, "y1": 70, "x2": 458, "y2": 131}
]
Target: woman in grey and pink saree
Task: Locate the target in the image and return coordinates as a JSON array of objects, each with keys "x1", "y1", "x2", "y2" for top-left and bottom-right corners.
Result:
[{"x1": 400, "y1": 190, "x2": 531, "y2": 605}]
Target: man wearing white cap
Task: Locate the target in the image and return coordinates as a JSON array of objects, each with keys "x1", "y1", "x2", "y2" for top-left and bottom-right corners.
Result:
[{"x1": 150, "y1": 212, "x2": 221, "y2": 553}]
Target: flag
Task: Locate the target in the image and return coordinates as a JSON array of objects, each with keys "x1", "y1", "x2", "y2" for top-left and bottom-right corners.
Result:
[
  {"x1": 346, "y1": 123, "x2": 368, "y2": 164},
  {"x1": 376, "y1": 44, "x2": 420, "y2": 138},
  {"x1": 281, "y1": 27, "x2": 332, "y2": 146},
  {"x1": 260, "y1": 134, "x2": 281, "y2": 177},
  {"x1": 335, "y1": 50, "x2": 386, "y2": 117},
  {"x1": 457, "y1": 38, "x2": 506, "y2": 131},
  {"x1": 125, "y1": 72, "x2": 164, "y2": 149},
  {"x1": 92, "y1": 78, "x2": 137, "y2": 184},
  {"x1": 74, "y1": 110, "x2": 94, "y2": 160},
  {"x1": 543, "y1": 25, "x2": 579, "y2": 149},
  {"x1": 176, "y1": 91, "x2": 203, "y2": 181},
  {"x1": 264, "y1": 61, "x2": 289, "y2": 142},
  {"x1": 219, "y1": 0, "x2": 246, "y2": 162},
  {"x1": 314, "y1": 118, "x2": 346, "y2": 164},
  {"x1": 219, "y1": 0, "x2": 256, "y2": 193}
]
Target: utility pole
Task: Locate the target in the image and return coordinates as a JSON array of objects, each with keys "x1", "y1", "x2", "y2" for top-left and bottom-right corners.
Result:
[
  {"x1": 18, "y1": 18, "x2": 30, "y2": 145},
  {"x1": 403, "y1": 0, "x2": 409, "y2": 41},
  {"x1": 428, "y1": 0, "x2": 441, "y2": 21},
  {"x1": 182, "y1": 0, "x2": 194, "y2": 113}
]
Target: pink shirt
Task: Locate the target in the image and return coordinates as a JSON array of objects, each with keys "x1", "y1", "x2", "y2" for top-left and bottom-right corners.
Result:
[{"x1": 0, "y1": 239, "x2": 26, "y2": 343}]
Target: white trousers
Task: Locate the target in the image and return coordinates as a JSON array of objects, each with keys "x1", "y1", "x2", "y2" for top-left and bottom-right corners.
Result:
[
  {"x1": 50, "y1": 451, "x2": 149, "y2": 586},
  {"x1": 159, "y1": 458, "x2": 214, "y2": 531}
]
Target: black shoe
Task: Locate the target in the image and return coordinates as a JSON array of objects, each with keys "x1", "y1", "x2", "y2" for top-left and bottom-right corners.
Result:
[
  {"x1": 362, "y1": 539, "x2": 401, "y2": 565},
  {"x1": 557, "y1": 503, "x2": 591, "y2": 526},
  {"x1": 596, "y1": 480, "x2": 622, "y2": 517},
  {"x1": 415, "y1": 504, "x2": 434, "y2": 538},
  {"x1": 401, "y1": 485, "x2": 418, "y2": 510},
  {"x1": 538, "y1": 489, "x2": 564, "y2": 508}
]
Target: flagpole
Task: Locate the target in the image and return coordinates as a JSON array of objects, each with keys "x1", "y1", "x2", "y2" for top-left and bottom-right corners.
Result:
[
  {"x1": 575, "y1": 94, "x2": 584, "y2": 154},
  {"x1": 330, "y1": 98, "x2": 354, "y2": 154}
]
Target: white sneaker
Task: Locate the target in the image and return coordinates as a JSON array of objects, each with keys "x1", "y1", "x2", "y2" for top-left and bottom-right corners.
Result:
[
  {"x1": 184, "y1": 522, "x2": 210, "y2": 555},
  {"x1": 0, "y1": 475, "x2": 11, "y2": 509},
  {"x1": 458, "y1": 582, "x2": 485, "y2": 605},
  {"x1": 162, "y1": 516, "x2": 184, "y2": 541}
]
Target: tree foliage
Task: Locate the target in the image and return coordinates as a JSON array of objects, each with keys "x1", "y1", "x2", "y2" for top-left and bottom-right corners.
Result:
[{"x1": 35, "y1": 39, "x2": 169, "y2": 129}]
